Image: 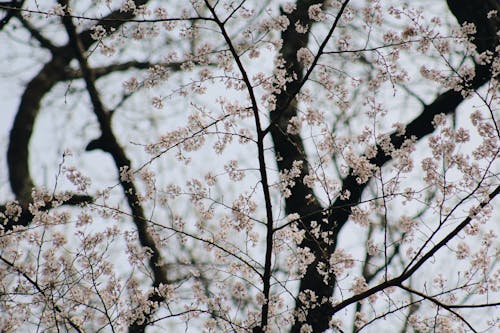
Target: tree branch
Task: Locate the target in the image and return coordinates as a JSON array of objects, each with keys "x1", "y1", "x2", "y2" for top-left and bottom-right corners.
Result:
[
  {"x1": 0, "y1": 254, "x2": 84, "y2": 332},
  {"x1": 277, "y1": 0, "x2": 500, "y2": 331},
  {"x1": 328, "y1": 0, "x2": 500, "y2": 241},
  {"x1": 399, "y1": 285, "x2": 477, "y2": 332},
  {"x1": 328, "y1": 184, "x2": 500, "y2": 315},
  {"x1": 0, "y1": 194, "x2": 93, "y2": 230},
  {"x1": 16, "y1": 13, "x2": 58, "y2": 53},
  {"x1": 0, "y1": 0, "x2": 23, "y2": 30},
  {"x1": 269, "y1": 1, "x2": 351, "y2": 332},
  {"x1": 58, "y1": 3, "x2": 169, "y2": 332},
  {"x1": 6, "y1": 0, "x2": 152, "y2": 225}
]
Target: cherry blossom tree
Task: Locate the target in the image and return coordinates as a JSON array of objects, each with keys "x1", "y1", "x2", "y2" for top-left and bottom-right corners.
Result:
[{"x1": 0, "y1": 0, "x2": 498, "y2": 332}]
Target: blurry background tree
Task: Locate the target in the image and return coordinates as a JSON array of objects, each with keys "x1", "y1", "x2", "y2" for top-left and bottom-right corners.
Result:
[{"x1": 0, "y1": 0, "x2": 498, "y2": 332}]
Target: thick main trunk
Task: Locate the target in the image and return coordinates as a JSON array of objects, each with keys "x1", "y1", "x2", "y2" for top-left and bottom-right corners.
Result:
[{"x1": 267, "y1": 1, "x2": 500, "y2": 332}]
